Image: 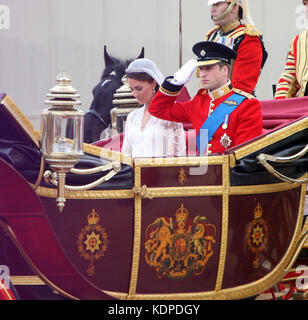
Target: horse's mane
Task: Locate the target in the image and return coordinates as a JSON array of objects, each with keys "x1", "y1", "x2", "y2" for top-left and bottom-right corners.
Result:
[
  {"x1": 100, "y1": 46, "x2": 144, "y2": 80},
  {"x1": 101, "y1": 56, "x2": 132, "y2": 80}
]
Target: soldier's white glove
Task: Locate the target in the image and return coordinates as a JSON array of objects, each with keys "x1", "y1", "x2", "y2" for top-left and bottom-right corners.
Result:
[{"x1": 170, "y1": 59, "x2": 197, "y2": 86}]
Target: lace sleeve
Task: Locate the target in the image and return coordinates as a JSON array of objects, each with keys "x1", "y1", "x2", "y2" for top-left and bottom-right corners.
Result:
[
  {"x1": 165, "y1": 122, "x2": 187, "y2": 157},
  {"x1": 173, "y1": 123, "x2": 187, "y2": 156}
]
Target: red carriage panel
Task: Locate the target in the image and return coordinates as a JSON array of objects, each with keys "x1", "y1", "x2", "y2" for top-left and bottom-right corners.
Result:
[
  {"x1": 40, "y1": 197, "x2": 134, "y2": 293},
  {"x1": 137, "y1": 196, "x2": 221, "y2": 294}
]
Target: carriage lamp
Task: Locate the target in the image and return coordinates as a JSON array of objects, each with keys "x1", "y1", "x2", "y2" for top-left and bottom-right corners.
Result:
[{"x1": 40, "y1": 72, "x2": 85, "y2": 212}]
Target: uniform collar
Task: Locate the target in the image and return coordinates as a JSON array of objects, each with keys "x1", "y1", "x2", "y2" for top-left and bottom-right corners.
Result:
[
  {"x1": 208, "y1": 81, "x2": 233, "y2": 100},
  {"x1": 220, "y1": 19, "x2": 241, "y2": 34}
]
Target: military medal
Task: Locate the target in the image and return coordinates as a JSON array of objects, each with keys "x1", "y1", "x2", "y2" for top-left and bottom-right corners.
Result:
[
  {"x1": 222, "y1": 114, "x2": 229, "y2": 130},
  {"x1": 220, "y1": 133, "x2": 232, "y2": 149}
]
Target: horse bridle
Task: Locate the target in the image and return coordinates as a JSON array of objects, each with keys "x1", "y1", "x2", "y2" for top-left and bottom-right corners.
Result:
[{"x1": 86, "y1": 109, "x2": 109, "y2": 128}]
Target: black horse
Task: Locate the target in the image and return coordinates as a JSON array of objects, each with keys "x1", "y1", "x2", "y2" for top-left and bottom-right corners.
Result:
[{"x1": 82, "y1": 46, "x2": 144, "y2": 143}]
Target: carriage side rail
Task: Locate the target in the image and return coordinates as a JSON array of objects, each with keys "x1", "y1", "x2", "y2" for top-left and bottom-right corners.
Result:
[{"x1": 257, "y1": 144, "x2": 308, "y2": 184}]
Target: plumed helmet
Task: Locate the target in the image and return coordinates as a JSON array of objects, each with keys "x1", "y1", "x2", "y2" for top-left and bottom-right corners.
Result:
[
  {"x1": 208, "y1": 0, "x2": 242, "y2": 6},
  {"x1": 207, "y1": 0, "x2": 254, "y2": 25}
]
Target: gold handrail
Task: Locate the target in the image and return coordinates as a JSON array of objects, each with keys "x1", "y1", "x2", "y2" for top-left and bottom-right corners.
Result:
[
  {"x1": 257, "y1": 144, "x2": 308, "y2": 184},
  {"x1": 43, "y1": 161, "x2": 121, "y2": 191}
]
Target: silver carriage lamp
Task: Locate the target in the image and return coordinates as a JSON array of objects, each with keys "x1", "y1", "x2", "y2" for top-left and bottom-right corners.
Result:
[{"x1": 40, "y1": 72, "x2": 85, "y2": 212}]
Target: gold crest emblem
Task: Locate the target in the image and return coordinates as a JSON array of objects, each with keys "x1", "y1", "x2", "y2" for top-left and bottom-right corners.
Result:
[
  {"x1": 144, "y1": 204, "x2": 216, "y2": 279},
  {"x1": 77, "y1": 209, "x2": 109, "y2": 276},
  {"x1": 178, "y1": 168, "x2": 187, "y2": 186},
  {"x1": 247, "y1": 202, "x2": 269, "y2": 268}
]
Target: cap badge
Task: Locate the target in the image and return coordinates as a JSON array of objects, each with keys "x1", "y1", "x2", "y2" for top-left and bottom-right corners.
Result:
[
  {"x1": 200, "y1": 50, "x2": 206, "y2": 57},
  {"x1": 224, "y1": 100, "x2": 237, "y2": 106}
]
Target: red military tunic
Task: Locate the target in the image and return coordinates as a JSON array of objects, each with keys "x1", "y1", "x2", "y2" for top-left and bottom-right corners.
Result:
[
  {"x1": 206, "y1": 22, "x2": 267, "y2": 94},
  {"x1": 149, "y1": 80, "x2": 262, "y2": 155},
  {"x1": 274, "y1": 31, "x2": 308, "y2": 99}
]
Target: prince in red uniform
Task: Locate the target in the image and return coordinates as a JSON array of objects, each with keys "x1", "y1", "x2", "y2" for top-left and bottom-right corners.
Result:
[{"x1": 149, "y1": 41, "x2": 262, "y2": 155}]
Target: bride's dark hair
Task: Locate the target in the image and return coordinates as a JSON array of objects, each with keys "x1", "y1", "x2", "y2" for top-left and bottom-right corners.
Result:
[{"x1": 126, "y1": 72, "x2": 159, "y2": 92}]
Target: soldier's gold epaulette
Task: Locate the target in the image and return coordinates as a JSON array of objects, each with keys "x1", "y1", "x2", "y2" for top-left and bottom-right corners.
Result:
[
  {"x1": 244, "y1": 24, "x2": 262, "y2": 37},
  {"x1": 205, "y1": 26, "x2": 220, "y2": 39},
  {"x1": 228, "y1": 24, "x2": 262, "y2": 39},
  {"x1": 233, "y1": 88, "x2": 255, "y2": 99}
]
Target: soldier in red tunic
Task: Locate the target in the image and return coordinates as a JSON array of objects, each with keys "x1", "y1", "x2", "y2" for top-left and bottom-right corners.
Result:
[
  {"x1": 206, "y1": 0, "x2": 268, "y2": 94},
  {"x1": 148, "y1": 41, "x2": 262, "y2": 155},
  {"x1": 274, "y1": 0, "x2": 308, "y2": 99}
]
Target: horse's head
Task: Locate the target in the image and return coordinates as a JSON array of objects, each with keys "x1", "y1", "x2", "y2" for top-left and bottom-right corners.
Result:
[{"x1": 84, "y1": 46, "x2": 144, "y2": 144}]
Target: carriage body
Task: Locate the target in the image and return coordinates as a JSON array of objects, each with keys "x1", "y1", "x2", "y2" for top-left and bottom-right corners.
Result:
[{"x1": 0, "y1": 94, "x2": 307, "y2": 300}]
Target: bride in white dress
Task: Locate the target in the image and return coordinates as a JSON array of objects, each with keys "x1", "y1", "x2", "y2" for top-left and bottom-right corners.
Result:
[{"x1": 121, "y1": 58, "x2": 186, "y2": 158}]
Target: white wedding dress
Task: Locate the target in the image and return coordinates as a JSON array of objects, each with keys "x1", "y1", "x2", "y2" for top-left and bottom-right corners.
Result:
[{"x1": 121, "y1": 106, "x2": 186, "y2": 158}]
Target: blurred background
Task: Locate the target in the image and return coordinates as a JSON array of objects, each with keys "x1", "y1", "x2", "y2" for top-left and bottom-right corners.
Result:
[{"x1": 0, "y1": 0, "x2": 305, "y2": 129}]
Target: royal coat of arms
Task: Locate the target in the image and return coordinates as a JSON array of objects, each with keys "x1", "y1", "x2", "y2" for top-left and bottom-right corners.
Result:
[
  {"x1": 144, "y1": 204, "x2": 216, "y2": 279},
  {"x1": 77, "y1": 209, "x2": 109, "y2": 276}
]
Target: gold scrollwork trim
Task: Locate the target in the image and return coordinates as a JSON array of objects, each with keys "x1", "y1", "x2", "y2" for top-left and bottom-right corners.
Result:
[
  {"x1": 144, "y1": 186, "x2": 224, "y2": 198},
  {"x1": 35, "y1": 175, "x2": 300, "y2": 200},
  {"x1": 128, "y1": 196, "x2": 142, "y2": 299},
  {"x1": 134, "y1": 155, "x2": 224, "y2": 167},
  {"x1": 128, "y1": 165, "x2": 142, "y2": 299},
  {"x1": 230, "y1": 180, "x2": 303, "y2": 195},
  {"x1": 215, "y1": 156, "x2": 230, "y2": 291},
  {"x1": 303, "y1": 218, "x2": 308, "y2": 249},
  {"x1": 132, "y1": 185, "x2": 153, "y2": 199},
  {"x1": 229, "y1": 153, "x2": 237, "y2": 168},
  {"x1": 1, "y1": 95, "x2": 40, "y2": 149},
  {"x1": 10, "y1": 276, "x2": 45, "y2": 286},
  {"x1": 34, "y1": 185, "x2": 134, "y2": 199}
]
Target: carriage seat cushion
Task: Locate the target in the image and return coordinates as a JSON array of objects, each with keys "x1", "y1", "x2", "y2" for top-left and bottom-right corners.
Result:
[{"x1": 261, "y1": 96, "x2": 308, "y2": 131}]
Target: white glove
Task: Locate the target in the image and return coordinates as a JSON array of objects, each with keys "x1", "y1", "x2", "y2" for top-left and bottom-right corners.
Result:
[{"x1": 170, "y1": 59, "x2": 197, "y2": 85}]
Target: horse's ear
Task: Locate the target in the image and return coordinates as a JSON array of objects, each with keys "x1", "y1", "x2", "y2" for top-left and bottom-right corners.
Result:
[
  {"x1": 136, "y1": 47, "x2": 145, "y2": 59},
  {"x1": 104, "y1": 45, "x2": 115, "y2": 66}
]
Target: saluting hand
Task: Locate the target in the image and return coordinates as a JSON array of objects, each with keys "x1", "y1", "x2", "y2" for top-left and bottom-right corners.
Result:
[{"x1": 170, "y1": 59, "x2": 197, "y2": 86}]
